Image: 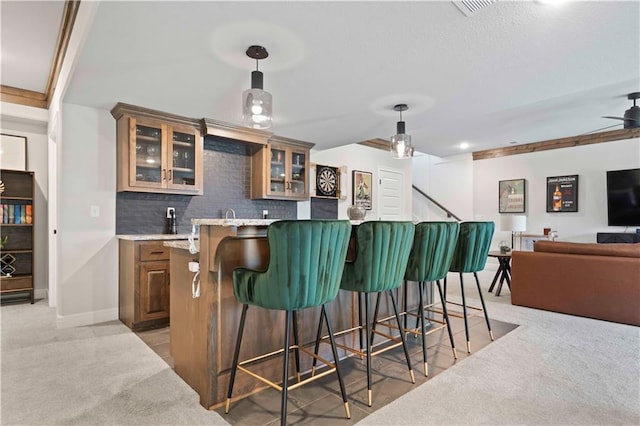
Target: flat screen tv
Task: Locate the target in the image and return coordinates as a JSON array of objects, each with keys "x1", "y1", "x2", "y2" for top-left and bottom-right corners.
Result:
[{"x1": 606, "y1": 168, "x2": 640, "y2": 227}]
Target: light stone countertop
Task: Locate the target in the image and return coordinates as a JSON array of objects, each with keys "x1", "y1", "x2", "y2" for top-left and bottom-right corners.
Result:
[
  {"x1": 191, "y1": 219, "x2": 278, "y2": 226},
  {"x1": 164, "y1": 240, "x2": 199, "y2": 250},
  {"x1": 117, "y1": 234, "x2": 192, "y2": 241}
]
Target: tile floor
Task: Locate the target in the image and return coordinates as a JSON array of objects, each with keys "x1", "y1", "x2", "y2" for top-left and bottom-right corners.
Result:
[{"x1": 137, "y1": 307, "x2": 517, "y2": 425}]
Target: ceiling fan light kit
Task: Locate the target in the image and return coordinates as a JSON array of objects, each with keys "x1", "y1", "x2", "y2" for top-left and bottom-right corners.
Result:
[
  {"x1": 390, "y1": 103, "x2": 414, "y2": 159},
  {"x1": 242, "y1": 45, "x2": 273, "y2": 130},
  {"x1": 602, "y1": 92, "x2": 640, "y2": 129}
]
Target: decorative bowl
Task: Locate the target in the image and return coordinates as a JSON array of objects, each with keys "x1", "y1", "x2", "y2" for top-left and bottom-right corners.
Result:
[{"x1": 347, "y1": 205, "x2": 366, "y2": 220}]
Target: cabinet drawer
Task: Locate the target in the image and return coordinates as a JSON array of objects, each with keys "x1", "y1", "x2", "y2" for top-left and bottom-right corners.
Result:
[
  {"x1": 139, "y1": 243, "x2": 170, "y2": 261},
  {"x1": 1, "y1": 276, "x2": 33, "y2": 291}
]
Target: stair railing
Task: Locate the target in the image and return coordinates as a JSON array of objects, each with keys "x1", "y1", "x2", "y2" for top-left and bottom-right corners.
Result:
[{"x1": 412, "y1": 185, "x2": 462, "y2": 222}]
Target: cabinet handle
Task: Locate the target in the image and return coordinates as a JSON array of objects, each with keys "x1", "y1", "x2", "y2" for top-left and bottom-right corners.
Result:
[
  {"x1": 168, "y1": 169, "x2": 173, "y2": 181},
  {"x1": 150, "y1": 251, "x2": 164, "y2": 255},
  {"x1": 162, "y1": 169, "x2": 167, "y2": 181}
]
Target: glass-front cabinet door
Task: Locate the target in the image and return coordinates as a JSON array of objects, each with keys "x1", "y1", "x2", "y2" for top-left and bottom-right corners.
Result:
[
  {"x1": 131, "y1": 118, "x2": 165, "y2": 189},
  {"x1": 263, "y1": 143, "x2": 309, "y2": 199},
  {"x1": 168, "y1": 124, "x2": 200, "y2": 191},
  {"x1": 268, "y1": 146, "x2": 287, "y2": 196},
  {"x1": 289, "y1": 149, "x2": 307, "y2": 197}
]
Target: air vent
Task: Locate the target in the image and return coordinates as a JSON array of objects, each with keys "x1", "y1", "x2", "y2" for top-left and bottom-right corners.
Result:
[{"x1": 453, "y1": 0, "x2": 497, "y2": 17}]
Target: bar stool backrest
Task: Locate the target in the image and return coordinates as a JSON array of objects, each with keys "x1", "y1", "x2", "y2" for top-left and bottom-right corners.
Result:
[
  {"x1": 341, "y1": 221, "x2": 415, "y2": 293},
  {"x1": 232, "y1": 220, "x2": 352, "y2": 310},
  {"x1": 449, "y1": 221, "x2": 495, "y2": 273},
  {"x1": 405, "y1": 221, "x2": 460, "y2": 282}
]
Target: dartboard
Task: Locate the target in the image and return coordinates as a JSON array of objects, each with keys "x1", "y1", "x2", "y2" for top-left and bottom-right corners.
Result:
[{"x1": 316, "y1": 166, "x2": 338, "y2": 197}]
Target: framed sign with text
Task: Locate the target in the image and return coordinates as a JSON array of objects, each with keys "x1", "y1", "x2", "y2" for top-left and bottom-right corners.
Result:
[
  {"x1": 499, "y1": 179, "x2": 526, "y2": 213},
  {"x1": 546, "y1": 175, "x2": 578, "y2": 212}
]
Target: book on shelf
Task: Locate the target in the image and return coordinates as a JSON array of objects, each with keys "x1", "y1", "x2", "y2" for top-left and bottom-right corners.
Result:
[
  {"x1": 14, "y1": 205, "x2": 21, "y2": 224},
  {"x1": 25, "y1": 204, "x2": 32, "y2": 224},
  {"x1": 8, "y1": 205, "x2": 14, "y2": 224}
]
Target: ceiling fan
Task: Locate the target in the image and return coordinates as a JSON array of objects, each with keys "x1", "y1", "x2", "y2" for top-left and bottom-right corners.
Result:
[{"x1": 602, "y1": 92, "x2": 640, "y2": 128}]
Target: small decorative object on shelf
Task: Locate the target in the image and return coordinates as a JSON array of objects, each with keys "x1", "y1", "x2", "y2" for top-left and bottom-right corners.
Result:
[{"x1": 347, "y1": 205, "x2": 366, "y2": 220}]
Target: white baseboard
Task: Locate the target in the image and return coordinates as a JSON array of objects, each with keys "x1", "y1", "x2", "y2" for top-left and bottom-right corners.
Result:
[
  {"x1": 56, "y1": 307, "x2": 119, "y2": 329},
  {"x1": 34, "y1": 288, "x2": 48, "y2": 300}
]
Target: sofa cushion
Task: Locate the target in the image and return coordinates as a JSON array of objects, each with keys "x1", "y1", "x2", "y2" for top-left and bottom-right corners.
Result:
[{"x1": 534, "y1": 240, "x2": 640, "y2": 258}]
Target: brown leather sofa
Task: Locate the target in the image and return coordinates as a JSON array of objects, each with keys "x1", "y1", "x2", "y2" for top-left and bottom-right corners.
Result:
[{"x1": 511, "y1": 240, "x2": 640, "y2": 326}]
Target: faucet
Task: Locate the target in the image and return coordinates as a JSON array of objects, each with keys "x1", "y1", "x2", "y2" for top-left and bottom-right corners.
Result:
[{"x1": 225, "y1": 208, "x2": 236, "y2": 220}]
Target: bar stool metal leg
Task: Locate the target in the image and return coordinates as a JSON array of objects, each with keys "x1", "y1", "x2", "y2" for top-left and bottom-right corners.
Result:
[
  {"x1": 365, "y1": 292, "x2": 373, "y2": 407},
  {"x1": 280, "y1": 311, "x2": 292, "y2": 426},
  {"x1": 459, "y1": 272, "x2": 471, "y2": 353},
  {"x1": 435, "y1": 280, "x2": 457, "y2": 359},
  {"x1": 474, "y1": 272, "x2": 494, "y2": 341},
  {"x1": 226, "y1": 304, "x2": 249, "y2": 414},
  {"x1": 292, "y1": 310, "x2": 301, "y2": 382},
  {"x1": 418, "y1": 281, "x2": 428, "y2": 376},
  {"x1": 323, "y1": 305, "x2": 351, "y2": 419}
]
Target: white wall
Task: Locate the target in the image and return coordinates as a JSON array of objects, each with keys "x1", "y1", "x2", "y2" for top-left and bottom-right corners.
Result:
[
  {"x1": 0, "y1": 109, "x2": 49, "y2": 299},
  {"x1": 473, "y1": 138, "x2": 640, "y2": 245},
  {"x1": 412, "y1": 152, "x2": 474, "y2": 222},
  {"x1": 57, "y1": 103, "x2": 118, "y2": 327},
  {"x1": 305, "y1": 144, "x2": 412, "y2": 220}
]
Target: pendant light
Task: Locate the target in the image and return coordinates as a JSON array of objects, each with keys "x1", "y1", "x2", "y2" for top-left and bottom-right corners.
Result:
[
  {"x1": 390, "y1": 104, "x2": 413, "y2": 158},
  {"x1": 242, "y1": 45, "x2": 272, "y2": 129}
]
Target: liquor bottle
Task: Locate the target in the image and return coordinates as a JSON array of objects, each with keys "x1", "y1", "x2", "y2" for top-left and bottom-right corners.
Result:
[{"x1": 552, "y1": 184, "x2": 562, "y2": 211}]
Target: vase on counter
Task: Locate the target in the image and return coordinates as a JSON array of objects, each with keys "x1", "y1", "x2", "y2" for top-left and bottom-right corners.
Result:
[{"x1": 347, "y1": 205, "x2": 366, "y2": 220}]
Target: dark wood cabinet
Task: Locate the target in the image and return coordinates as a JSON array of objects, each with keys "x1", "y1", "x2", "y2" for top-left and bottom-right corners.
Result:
[
  {"x1": 139, "y1": 261, "x2": 170, "y2": 322},
  {"x1": 251, "y1": 137, "x2": 313, "y2": 200},
  {"x1": 119, "y1": 239, "x2": 172, "y2": 330},
  {"x1": 0, "y1": 169, "x2": 34, "y2": 303},
  {"x1": 112, "y1": 103, "x2": 204, "y2": 195}
]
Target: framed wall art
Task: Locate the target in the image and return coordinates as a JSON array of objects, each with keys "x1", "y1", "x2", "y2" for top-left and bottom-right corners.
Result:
[
  {"x1": 0, "y1": 133, "x2": 27, "y2": 171},
  {"x1": 352, "y1": 170, "x2": 372, "y2": 210},
  {"x1": 546, "y1": 175, "x2": 578, "y2": 212},
  {"x1": 498, "y1": 179, "x2": 526, "y2": 213}
]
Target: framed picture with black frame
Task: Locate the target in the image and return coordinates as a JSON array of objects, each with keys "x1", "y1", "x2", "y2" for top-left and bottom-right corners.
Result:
[
  {"x1": 352, "y1": 170, "x2": 372, "y2": 210},
  {"x1": 546, "y1": 175, "x2": 578, "y2": 212},
  {"x1": 498, "y1": 178, "x2": 526, "y2": 213}
]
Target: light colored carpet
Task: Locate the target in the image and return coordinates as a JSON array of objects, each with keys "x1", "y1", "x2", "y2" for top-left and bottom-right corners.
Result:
[
  {"x1": 0, "y1": 300, "x2": 228, "y2": 425},
  {"x1": 356, "y1": 270, "x2": 640, "y2": 425},
  {"x1": 2, "y1": 269, "x2": 639, "y2": 425}
]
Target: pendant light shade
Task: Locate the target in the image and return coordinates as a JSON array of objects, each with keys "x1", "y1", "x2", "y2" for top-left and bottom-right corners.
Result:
[
  {"x1": 242, "y1": 45, "x2": 272, "y2": 129},
  {"x1": 390, "y1": 104, "x2": 413, "y2": 159}
]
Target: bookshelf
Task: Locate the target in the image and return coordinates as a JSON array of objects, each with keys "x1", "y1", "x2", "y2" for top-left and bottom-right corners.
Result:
[{"x1": 1, "y1": 169, "x2": 34, "y2": 303}]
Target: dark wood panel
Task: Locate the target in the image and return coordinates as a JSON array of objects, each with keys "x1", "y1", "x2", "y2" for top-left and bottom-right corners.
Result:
[
  {"x1": 0, "y1": 276, "x2": 32, "y2": 291},
  {"x1": 139, "y1": 242, "x2": 170, "y2": 261},
  {"x1": 139, "y1": 261, "x2": 170, "y2": 321}
]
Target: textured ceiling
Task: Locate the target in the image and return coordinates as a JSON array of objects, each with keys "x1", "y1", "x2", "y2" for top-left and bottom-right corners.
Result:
[{"x1": 6, "y1": 1, "x2": 640, "y2": 157}]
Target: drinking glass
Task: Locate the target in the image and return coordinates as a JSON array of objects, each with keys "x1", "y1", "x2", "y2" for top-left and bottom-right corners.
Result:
[{"x1": 182, "y1": 151, "x2": 191, "y2": 168}]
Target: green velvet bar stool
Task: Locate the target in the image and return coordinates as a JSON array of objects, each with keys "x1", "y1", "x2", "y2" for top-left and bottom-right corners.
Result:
[
  {"x1": 225, "y1": 220, "x2": 352, "y2": 426},
  {"x1": 445, "y1": 221, "x2": 495, "y2": 354},
  {"x1": 316, "y1": 221, "x2": 416, "y2": 407},
  {"x1": 402, "y1": 221, "x2": 460, "y2": 377}
]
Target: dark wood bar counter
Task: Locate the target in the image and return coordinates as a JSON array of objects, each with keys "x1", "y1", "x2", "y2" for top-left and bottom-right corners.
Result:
[{"x1": 167, "y1": 219, "x2": 422, "y2": 409}]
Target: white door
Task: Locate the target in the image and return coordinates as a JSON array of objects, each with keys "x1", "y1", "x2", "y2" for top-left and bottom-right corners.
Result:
[
  {"x1": 47, "y1": 112, "x2": 58, "y2": 307},
  {"x1": 378, "y1": 167, "x2": 404, "y2": 220}
]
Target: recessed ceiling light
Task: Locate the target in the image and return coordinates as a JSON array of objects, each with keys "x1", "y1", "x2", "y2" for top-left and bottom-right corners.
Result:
[
  {"x1": 536, "y1": 0, "x2": 567, "y2": 6},
  {"x1": 459, "y1": 142, "x2": 470, "y2": 150}
]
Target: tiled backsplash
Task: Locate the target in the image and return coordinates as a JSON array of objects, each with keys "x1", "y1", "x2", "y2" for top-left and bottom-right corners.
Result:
[{"x1": 116, "y1": 136, "x2": 297, "y2": 235}]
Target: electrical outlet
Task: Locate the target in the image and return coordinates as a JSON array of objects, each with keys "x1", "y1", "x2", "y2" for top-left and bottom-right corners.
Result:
[
  {"x1": 262, "y1": 209, "x2": 269, "y2": 219},
  {"x1": 167, "y1": 207, "x2": 175, "y2": 218}
]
